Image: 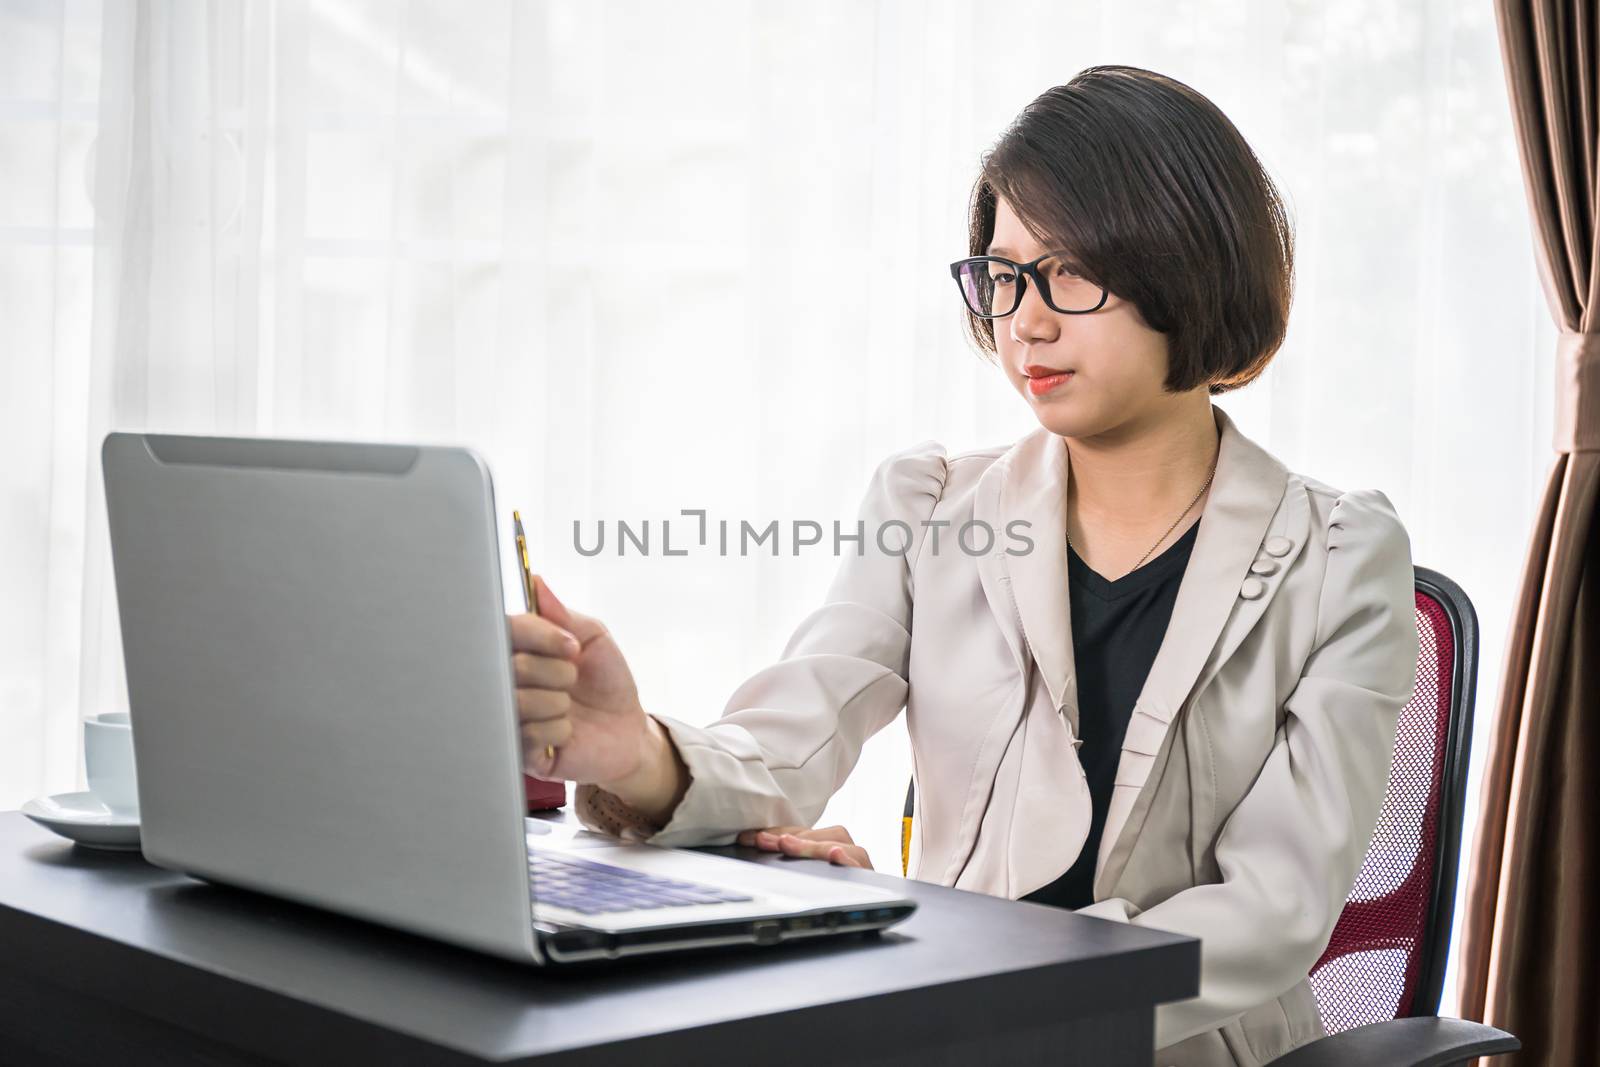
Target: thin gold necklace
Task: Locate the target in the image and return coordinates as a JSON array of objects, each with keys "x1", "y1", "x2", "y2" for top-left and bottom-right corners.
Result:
[{"x1": 1066, "y1": 450, "x2": 1218, "y2": 576}]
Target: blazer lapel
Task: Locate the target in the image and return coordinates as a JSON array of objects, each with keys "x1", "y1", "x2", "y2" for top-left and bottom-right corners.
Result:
[
  {"x1": 986, "y1": 430, "x2": 1097, "y2": 896},
  {"x1": 940, "y1": 434, "x2": 1071, "y2": 888},
  {"x1": 1091, "y1": 404, "x2": 1297, "y2": 899},
  {"x1": 996, "y1": 427, "x2": 1079, "y2": 723}
]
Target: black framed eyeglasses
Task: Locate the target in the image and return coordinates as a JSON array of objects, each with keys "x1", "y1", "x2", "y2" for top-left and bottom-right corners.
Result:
[{"x1": 949, "y1": 252, "x2": 1109, "y2": 318}]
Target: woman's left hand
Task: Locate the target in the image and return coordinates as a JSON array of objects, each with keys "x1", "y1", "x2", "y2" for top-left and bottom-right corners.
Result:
[{"x1": 735, "y1": 824, "x2": 874, "y2": 870}]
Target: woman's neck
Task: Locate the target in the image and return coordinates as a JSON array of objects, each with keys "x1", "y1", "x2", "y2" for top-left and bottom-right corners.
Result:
[{"x1": 1064, "y1": 398, "x2": 1220, "y2": 564}]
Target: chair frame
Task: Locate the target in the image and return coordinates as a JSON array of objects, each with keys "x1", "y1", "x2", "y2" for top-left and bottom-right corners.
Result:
[{"x1": 1399, "y1": 565, "x2": 1479, "y2": 1018}]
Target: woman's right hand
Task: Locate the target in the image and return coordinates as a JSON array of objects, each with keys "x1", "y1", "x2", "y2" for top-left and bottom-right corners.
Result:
[{"x1": 510, "y1": 576, "x2": 689, "y2": 823}]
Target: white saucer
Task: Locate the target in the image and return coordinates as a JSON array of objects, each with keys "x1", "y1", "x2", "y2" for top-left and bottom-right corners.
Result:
[{"x1": 21, "y1": 791, "x2": 142, "y2": 851}]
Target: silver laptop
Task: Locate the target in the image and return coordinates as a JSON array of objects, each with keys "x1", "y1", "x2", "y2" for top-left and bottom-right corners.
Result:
[{"x1": 100, "y1": 432, "x2": 915, "y2": 965}]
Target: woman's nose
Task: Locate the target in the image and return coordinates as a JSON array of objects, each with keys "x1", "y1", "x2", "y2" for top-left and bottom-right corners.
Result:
[{"x1": 1009, "y1": 280, "x2": 1059, "y2": 345}]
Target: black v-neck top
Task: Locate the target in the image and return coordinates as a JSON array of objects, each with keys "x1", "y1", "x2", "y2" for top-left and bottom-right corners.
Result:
[{"x1": 1019, "y1": 516, "x2": 1201, "y2": 912}]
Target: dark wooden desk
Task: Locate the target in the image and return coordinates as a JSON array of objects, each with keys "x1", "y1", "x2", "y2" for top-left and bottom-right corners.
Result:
[{"x1": 0, "y1": 811, "x2": 1197, "y2": 1065}]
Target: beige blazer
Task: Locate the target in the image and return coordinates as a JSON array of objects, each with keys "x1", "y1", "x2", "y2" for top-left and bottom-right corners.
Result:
[{"x1": 576, "y1": 403, "x2": 1420, "y2": 1067}]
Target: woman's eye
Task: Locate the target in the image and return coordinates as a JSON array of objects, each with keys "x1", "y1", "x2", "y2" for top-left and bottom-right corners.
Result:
[{"x1": 991, "y1": 272, "x2": 1017, "y2": 285}]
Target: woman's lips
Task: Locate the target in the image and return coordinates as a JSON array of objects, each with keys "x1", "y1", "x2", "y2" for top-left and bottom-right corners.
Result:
[{"x1": 1026, "y1": 370, "x2": 1074, "y2": 396}]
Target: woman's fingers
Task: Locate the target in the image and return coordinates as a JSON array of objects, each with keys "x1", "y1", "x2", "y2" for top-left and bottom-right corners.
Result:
[
  {"x1": 521, "y1": 725, "x2": 565, "y2": 780},
  {"x1": 793, "y1": 824, "x2": 856, "y2": 845},
  {"x1": 736, "y1": 824, "x2": 854, "y2": 847},
  {"x1": 736, "y1": 825, "x2": 806, "y2": 846},
  {"x1": 734, "y1": 826, "x2": 872, "y2": 869},
  {"x1": 531, "y1": 574, "x2": 574, "y2": 630},
  {"x1": 513, "y1": 652, "x2": 578, "y2": 689},
  {"x1": 516, "y1": 685, "x2": 570, "y2": 723},
  {"x1": 521, "y1": 715, "x2": 573, "y2": 752},
  {"x1": 508, "y1": 612, "x2": 581, "y2": 658},
  {"x1": 772, "y1": 834, "x2": 872, "y2": 869},
  {"x1": 531, "y1": 576, "x2": 609, "y2": 646},
  {"x1": 825, "y1": 845, "x2": 872, "y2": 869}
]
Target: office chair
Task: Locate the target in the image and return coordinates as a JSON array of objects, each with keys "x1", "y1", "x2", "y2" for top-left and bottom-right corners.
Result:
[{"x1": 897, "y1": 566, "x2": 1519, "y2": 1067}]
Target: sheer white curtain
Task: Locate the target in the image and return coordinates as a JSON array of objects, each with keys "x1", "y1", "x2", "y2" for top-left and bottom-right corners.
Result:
[{"x1": 2, "y1": 0, "x2": 1548, "y2": 1013}]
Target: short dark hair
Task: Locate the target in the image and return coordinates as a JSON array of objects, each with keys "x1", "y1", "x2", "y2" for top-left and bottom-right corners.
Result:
[{"x1": 964, "y1": 65, "x2": 1294, "y2": 396}]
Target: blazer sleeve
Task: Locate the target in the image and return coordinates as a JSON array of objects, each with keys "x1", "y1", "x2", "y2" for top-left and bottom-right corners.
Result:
[
  {"x1": 1075, "y1": 487, "x2": 1421, "y2": 1051},
  {"x1": 574, "y1": 439, "x2": 950, "y2": 848}
]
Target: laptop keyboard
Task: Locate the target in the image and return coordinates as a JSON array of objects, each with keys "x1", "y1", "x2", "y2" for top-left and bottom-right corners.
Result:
[{"x1": 530, "y1": 851, "x2": 755, "y2": 915}]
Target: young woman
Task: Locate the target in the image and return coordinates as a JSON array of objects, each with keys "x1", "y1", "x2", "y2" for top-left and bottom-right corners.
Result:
[{"x1": 507, "y1": 66, "x2": 1420, "y2": 1067}]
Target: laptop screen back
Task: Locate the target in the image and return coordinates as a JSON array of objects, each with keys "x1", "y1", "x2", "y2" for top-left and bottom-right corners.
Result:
[{"x1": 101, "y1": 433, "x2": 538, "y2": 961}]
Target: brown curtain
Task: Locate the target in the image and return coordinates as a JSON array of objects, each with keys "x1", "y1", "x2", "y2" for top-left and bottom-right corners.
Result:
[{"x1": 1458, "y1": 3, "x2": 1600, "y2": 1065}]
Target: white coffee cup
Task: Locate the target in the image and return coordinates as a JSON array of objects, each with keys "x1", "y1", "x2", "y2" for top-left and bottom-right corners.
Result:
[{"x1": 84, "y1": 712, "x2": 139, "y2": 817}]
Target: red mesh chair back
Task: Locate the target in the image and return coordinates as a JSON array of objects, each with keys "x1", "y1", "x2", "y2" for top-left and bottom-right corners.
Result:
[{"x1": 1307, "y1": 567, "x2": 1478, "y2": 1032}]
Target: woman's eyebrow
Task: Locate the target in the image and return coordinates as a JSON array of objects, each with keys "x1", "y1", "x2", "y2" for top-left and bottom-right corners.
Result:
[{"x1": 985, "y1": 245, "x2": 1018, "y2": 256}]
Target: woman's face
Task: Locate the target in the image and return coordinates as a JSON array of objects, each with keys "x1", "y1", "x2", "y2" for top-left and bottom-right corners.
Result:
[{"x1": 988, "y1": 196, "x2": 1187, "y2": 439}]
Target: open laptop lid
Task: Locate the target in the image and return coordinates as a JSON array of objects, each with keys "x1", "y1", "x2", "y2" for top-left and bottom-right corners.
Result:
[{"x1": 101, "y1": 432, "x2": 540, "y2": 962}]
